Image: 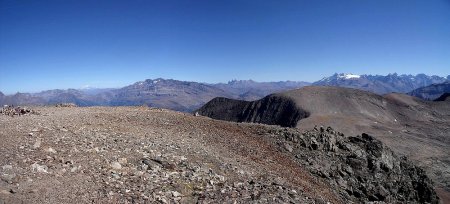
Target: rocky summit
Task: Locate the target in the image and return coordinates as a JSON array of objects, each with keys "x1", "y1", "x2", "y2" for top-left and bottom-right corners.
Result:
[{"x1": 0, "y1": 106, "x2": 440, "y2": 203}]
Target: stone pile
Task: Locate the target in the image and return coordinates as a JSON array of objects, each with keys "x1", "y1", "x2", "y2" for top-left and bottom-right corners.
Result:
[
  {"x1": 0, "y1": 105, "x2": 38, "y2": 116},
  {"x1": 55, "y1": 103, "x2": 77, "y2": 107}
]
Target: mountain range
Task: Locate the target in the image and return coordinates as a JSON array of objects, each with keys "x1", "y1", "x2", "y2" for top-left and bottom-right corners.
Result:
[
  {"x1": 1, "y1": 73, "x2": 448, "y2": 111},
  {"x1": 0, "y1": 79, "x2": 310, "y2": 112},
  {"x1": 313, "y1": 73, "x2": 449, "y2": 94}
]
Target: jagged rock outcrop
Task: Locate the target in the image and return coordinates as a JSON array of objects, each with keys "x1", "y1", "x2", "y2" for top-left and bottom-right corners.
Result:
[
  {"x1": 267, "y1": 127, "x2": 439, "y2": 203},
  {"x1": 197, "y1": 95, "x2": 309, "y2": 127}
]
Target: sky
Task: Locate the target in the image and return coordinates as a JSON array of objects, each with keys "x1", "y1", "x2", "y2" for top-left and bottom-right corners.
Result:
[{"x1": 0, "y1": 0, "x2": 449, "y2": 94}]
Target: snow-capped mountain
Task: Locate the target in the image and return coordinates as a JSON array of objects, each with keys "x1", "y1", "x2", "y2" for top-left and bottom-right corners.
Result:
[
  {"x1": 313, "y1": 73, "x2": 449, "y2": 94},
  {"x1": 338, "y1": 73, "x2": 361, "y2": 79}
]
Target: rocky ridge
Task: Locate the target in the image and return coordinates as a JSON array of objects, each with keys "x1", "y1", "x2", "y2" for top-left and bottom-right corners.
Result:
[
  {"x1": 196, "y1": 86, "x2": 450, "y2": 200},
  {"x1": 267, "y1": 126, "x2": 438, "y2": 203}
]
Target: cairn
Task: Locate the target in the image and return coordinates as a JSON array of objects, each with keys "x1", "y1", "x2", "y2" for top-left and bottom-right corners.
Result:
[
  {"x1": 55, "y1": 103, "x2": 77, "y2": 107},
  {"x1": 0, "y1": 105, "x2": 38, "y2": 116}
]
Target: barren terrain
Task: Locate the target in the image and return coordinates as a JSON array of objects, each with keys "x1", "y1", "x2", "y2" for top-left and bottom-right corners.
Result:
[
  {"x1": 0, "y1": 106, "x2": 341, "y2": 203},
  {"x1": 0, "y1": 106, "x2": 441, "y2": 203},
  {"x1": 198, "y1": 86, "x2": 450, "y2": 201}
]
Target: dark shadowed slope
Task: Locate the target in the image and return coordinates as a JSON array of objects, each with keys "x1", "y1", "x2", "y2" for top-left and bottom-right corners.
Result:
[
  {"x1": 197, "y1": 86, "x2": 450, "y2": 196},
  {"x1": 435, "y1": 93, "x2": 450, "y2": 101},
  {"x1": 197, "y1": 96, "x2": 309, "y2": 127}
]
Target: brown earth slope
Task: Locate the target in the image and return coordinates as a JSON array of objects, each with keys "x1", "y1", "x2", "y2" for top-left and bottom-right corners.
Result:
[
  {"x1": 0, "y1": 106, "x2": 439, "y2": 203},
  {"x1": 197, "y1": 86, "x2": 450, "y2": 200}
]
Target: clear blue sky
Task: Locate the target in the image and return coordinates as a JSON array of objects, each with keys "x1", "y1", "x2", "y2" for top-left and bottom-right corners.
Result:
[{"x1": 1, "y1": 0, "x2": 449, "y2": 94}]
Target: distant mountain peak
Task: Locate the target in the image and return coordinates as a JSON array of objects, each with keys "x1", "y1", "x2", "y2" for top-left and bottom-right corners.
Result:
[
  {"x1": 134, "y1": 78, "x2": 165, "y2": 86},
  {"x1": 144, "y1": 78, "x2": 158, "y2": 83},
  {"x1": 147, "y1": 79, "x2": 160, "y2": 84},
  {"x1": 317, "y1": 73, "x2": 361, "y2": 83},
  {"x1": 337, "y1": 73, "x2": 361, "y2": 79},
  {"x1": 387, "y1": 72, "x2": 398, "y2": 76},
  {"x1": 227, "y1": 79, "x2": 256, "y2": 85}
]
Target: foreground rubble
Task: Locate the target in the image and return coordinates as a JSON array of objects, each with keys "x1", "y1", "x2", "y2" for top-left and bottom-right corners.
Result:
[
  {"x1": 266, "y1": 127, "x2": 439, "y2": 203},
  {"x1": 0, "y1": 107, "x2": 439, "y2": 203}
]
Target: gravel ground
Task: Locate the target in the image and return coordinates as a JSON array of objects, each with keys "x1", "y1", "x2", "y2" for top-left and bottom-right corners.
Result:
[{"x1": 0, "y1": 106, "x2": 339, "y2": 203}]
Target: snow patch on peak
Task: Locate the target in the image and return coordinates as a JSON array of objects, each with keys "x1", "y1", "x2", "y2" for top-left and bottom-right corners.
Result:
[
  {"x1": 133, "y1": 81, "x2": 145, "y2": 87},
  {"x1": 338, "y1": 74, "x2": 360, "y2": 79}
]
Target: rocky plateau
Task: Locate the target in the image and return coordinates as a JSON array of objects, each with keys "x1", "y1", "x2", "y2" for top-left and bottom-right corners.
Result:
[{"x1": 0, "y1": 106, "x2": 443, "y2": 203}]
